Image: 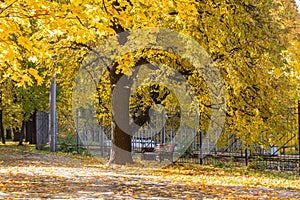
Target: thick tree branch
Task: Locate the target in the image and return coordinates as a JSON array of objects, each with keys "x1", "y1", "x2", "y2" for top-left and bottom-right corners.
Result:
[{"x1": 0, "y1": 0, "x2": 18, "y2": 15}]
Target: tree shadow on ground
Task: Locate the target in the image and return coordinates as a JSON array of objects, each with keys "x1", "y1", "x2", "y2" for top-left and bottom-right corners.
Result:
[{"x1": 0, "y1": 147, "x2": 299, "y2": 199}]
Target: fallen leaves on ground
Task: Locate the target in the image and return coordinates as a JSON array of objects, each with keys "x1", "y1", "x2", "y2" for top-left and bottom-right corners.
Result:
[{"x1": 0, "y1": 145, "x2": 299, "y2": 199}]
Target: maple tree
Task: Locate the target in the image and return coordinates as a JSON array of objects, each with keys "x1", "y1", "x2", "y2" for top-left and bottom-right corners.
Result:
[{"x1": 0, "y1": 0, "x2": 299, "y2": 164}]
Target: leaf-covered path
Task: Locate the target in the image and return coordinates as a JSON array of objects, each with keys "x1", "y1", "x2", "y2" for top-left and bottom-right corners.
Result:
[{"x1": 0, "y1": 147, "x2": 299, "y2": 199}]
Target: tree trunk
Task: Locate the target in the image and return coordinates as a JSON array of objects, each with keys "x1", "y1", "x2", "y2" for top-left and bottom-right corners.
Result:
[
  {"x1": 108, "y1": 66, "x2": 133, "y2": 165},
  {"x1": 107, "y1": 56, "x2": 149, "y2": 165},
  {"x1": 25, "y1": 112, "x2": 37, "y2": 144},
  {"x1": 0, "y1": 110, "x2": 5, "y2": 144},
  {"x1": 25, "y1": 122, "x2": 30, "y2": 142},
  {"x1": 105, "y1": 15, "x2": 152, "y2": 164},
  {"x1": 17, "y1": 126, "x2": 24, "y2": 146},
  {"x1": 5, "y1": 128, "x2": 12, "y2": 140},
  {"x1": 13, "y1": 126, "x2": 24, "y2": 144},
  {"x1": 109, "y1": 119, "x2": 133, "y2": 165},
  {"x1": 13, "y1": 128, "x2": 19, "y2": 141},
  {"x1": 0, "y1": 91, "x2": 5, "y2": 144}
]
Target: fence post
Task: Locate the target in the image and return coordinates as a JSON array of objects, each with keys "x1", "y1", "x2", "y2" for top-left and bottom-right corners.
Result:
[
  {"x1": 170, "y1": 127, "x2": 173, "y2": 144},
  {"x1": 245, "y1": 147, "x2": 249, "y2": 166},
  {"x1": 199, "y1": 130, "x2": 203, "y2": 165},
  {"x1": 101, "y1": 126, "x2": 104, "y2": 157},
  {"x1": 76, "y1": 109, "x2": 80, "y2": 154},
  {"x1": 162, "y1": 109, "x2": 165, "y2": 144}
]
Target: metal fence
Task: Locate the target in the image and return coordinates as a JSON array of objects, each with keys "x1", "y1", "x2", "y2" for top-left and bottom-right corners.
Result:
[
  {"x1": 18, "y1": 105, "x2": 298, "y2": 172},
  {"x1": 74, "y1": 118, "x2": 299, "y2": 171}
]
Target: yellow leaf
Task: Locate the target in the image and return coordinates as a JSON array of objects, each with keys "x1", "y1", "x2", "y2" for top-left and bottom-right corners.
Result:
[
  {"x1": 28, "y1": 68, "x2": 43, "y2": 85},
  {"x1": 274, "y1": 68, "x2": 282, "y2": 76}
]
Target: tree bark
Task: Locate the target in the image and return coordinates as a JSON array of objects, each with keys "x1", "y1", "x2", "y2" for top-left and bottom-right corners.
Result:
[
  {"x1": 0, "y1": 109, "x2": 5, "y2": 144},
  {"x1": 25, "y1": 112, "x2": 37, "y2": 144},
  {"x1": 17, "y1": 125, "x2": 24, "y2": 146},
  {"x1": 5, "y1": 128, "x2": 12, "y2": 140},
  {"x1": 109, "y1": 118, "x2": 133, "y2": 165},
  {"x1": 13, "y1": 128, "x2": 19, "y2": 141},
  {"x1": 25, "y1": 121, "x2": 30, "y2": 142},
  {"x1": 106, "y1": 11, "x2": 149, "y2": 164},
  {"x1": 108, "y1": 62, "x2": 133, "y2": 165},
  {"x1": 0, "y1": 91, "x2": 5, "y2": 144},
  {"x1": 107, "y1": 58, "x2": 149, "y2": 165}
]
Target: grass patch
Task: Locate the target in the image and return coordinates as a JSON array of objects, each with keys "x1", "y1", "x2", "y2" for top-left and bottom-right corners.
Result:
[{"x1": 0, "y1": 141, "x2": 95, "y2": 161}]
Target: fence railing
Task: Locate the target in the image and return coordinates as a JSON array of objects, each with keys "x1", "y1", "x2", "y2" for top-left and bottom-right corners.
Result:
[{"x1": 74, "y1": 121, "x2": 299, "y2": 171}]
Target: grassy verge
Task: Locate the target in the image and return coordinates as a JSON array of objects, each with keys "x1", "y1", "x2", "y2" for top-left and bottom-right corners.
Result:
[{"x1": 0, "y1": 141, "x2": 99, "y2": 162}]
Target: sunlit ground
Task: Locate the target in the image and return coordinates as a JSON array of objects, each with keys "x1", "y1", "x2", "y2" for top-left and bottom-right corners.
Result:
[{"x1": 0, "y1": 143, "x2": 299, "y2": 199}]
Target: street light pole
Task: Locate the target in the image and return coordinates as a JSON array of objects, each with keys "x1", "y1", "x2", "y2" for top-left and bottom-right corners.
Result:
[
  {"x1": 50, "y1": 53, "x2": 57, "y2": 152},
  {"x1": 298, "y1": 100, "x2": 300, "y2": 172}
]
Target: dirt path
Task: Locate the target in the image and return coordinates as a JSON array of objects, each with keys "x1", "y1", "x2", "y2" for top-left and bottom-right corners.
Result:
[{"x1": 0, "y1": 147, "x2": 299, "y2": 199}]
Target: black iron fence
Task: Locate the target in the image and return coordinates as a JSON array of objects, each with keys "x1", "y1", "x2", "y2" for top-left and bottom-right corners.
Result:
[
  {"x1": 73, "y1": 119, "x2": 299, "y2": 171},
  {"x1": 30, "y1": 106, "x2": 292, "y2": 171}
]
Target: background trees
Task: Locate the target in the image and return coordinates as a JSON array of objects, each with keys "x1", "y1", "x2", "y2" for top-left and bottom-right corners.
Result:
[{"x1": 0, "y1": 0, "x2": 299, "y2": 164}]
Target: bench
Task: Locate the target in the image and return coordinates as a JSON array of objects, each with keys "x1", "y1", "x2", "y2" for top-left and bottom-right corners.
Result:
[{"x1": 141, "y1": 144, "x2": 175, "y2": 162}]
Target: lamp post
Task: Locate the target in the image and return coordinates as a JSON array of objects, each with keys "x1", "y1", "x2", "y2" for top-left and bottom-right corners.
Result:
[
  {"x1": 49, "y1": 42, "x2": 57, "y2": 152},
  {"x1": 298, "y1": 100, "x2": 300, "y2": 172}
]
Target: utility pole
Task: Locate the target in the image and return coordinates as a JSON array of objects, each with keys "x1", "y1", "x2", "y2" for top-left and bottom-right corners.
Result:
[
  {"x1": 49, "y1": 47, "x2": 57, "y2": 152},
  {"x1": 298, "y1": 100, "x2": 300, "y2": 172}
]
